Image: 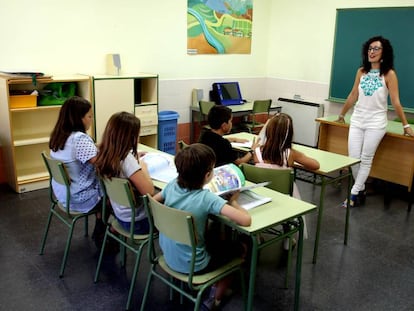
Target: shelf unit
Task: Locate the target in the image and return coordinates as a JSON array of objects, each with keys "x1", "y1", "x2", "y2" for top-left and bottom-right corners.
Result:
[
  {"x1": 0, "y1": 74, "x2": 92, "y2": 193},
  {"x1": 92, "y1": 73, "x2": 159, "y2": 147}
]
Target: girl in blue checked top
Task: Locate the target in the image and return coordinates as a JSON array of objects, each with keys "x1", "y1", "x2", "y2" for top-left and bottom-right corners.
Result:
[
  {"x1": 153, "y1": 143, "x2": 251, "y2": 310},
  {"x1": 49, "y1": 96, "x2": 104, "y2": 244},
  {"x1": 336, "y1": 36, "x2": 414, "y2": 207}
]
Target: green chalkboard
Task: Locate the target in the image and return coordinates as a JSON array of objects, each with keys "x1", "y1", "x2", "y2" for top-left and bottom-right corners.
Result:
[{"x1": 329, "y1": 7, "x2": 414, "y2": 112}]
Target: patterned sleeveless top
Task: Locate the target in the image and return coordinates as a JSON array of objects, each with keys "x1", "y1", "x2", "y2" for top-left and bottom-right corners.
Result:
[{"x1": 351, "y1": 69, "x2": 389, "y2": 129}]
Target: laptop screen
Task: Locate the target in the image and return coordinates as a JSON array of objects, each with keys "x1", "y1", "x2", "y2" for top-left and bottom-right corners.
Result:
[{"x1": 212, "y1": 82, "x2": 243, "y2": 106}]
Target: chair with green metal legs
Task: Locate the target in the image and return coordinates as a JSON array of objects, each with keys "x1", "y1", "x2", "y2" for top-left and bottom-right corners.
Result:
[
  {"x1": 198, "y1": 100, "x2": 216, "y2": 132},
  {"x1": 94, "y1": 177, "x2": 151, "y2": 311},
  {"x1": 178, "y1": 140, "x2": 189, "y2": 151},
  {"x1": 140, "y1": 195, "x2": 246, "y2": 311},
  {"x1": 239, "y1": 99, "x2": 272, "y2": 134},
  {"x1": 39, "y1": 151, "x2": 98, "y2": 278},
  {"x1": 240, "y1": 163, "x2": 296, "y2": 288}
]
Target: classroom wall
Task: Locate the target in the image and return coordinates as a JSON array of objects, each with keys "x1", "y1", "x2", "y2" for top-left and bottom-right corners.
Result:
[
  {"x1": 0, "y1": 0, "x2": 270, "y2": 78},
  {"x1": 266, "y1": 0, "x2": 414, "y2": 116},
  {"x1": 1, "y1": 0, "x2": 413, "y2": 118},
  {"x1": 0, "y1": 0, "x2": 273, "y2": 122}
]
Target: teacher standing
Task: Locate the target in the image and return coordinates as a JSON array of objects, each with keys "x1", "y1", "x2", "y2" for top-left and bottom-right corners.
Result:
[{"x1": 336, "y1": 36, "x2": 414, "y2": 207}]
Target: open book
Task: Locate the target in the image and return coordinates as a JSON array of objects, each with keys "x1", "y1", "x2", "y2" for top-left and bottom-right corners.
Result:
[
  {"x1": 204, "y1": 164, "x2": 271, "y2": 209},
  {"x1": 142, "y1": 155, "x2": 271, "y2": 210},
  {"x1": 141, "y1": 152, "x2": 178, "y2": 183}
]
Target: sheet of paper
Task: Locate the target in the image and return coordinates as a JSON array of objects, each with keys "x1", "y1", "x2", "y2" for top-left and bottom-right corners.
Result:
[
  {"x1": 217, "y1": 181, "x2": 270, "y2": 197},
  {"x1": 141, "y1": 152, "x2": 178, "y2": 183},
  {"x1": 237, "y1": 190, "x2": 272, "y2": 210},
  {"x1": 231, "y1": 141, "x2": 252, "y2": 149}
]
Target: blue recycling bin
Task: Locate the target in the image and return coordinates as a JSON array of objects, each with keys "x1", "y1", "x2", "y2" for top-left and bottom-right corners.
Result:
[{"x1": 158, "y1": 110, "x2": 179, "y2": 155}]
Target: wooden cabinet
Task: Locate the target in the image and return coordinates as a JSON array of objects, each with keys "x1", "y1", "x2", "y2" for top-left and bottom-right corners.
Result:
[
  {"x1": 0, "y1": 74, "x2": 92, "y2": 193},
  {"x1": 92, "y1": 74, "x2": 159, "y2": 147}
]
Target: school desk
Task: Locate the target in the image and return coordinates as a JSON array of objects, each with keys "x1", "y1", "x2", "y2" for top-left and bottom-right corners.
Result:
[
  {"x1": 189, "y1": 102, "x2": 281, "y2": 143},
  {"x1": 211, "y1": 185, "x2": 316, "y2": 311},
  {"x1": 138, "y1": 143, "x2": 317, "y2": 311},
  {"x1": 225, "y1": 132, "x2": 360, "y2": 264}
]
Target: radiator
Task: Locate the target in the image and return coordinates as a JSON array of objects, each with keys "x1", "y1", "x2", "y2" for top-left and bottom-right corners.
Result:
[{"x1": 276, "y1": 97, "x2": 324, "y2": 147}]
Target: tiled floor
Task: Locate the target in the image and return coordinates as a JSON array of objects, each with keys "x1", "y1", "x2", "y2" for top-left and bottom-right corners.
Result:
[{"x1": 1, "y1": 178, "x2": 414, "y2": 311}]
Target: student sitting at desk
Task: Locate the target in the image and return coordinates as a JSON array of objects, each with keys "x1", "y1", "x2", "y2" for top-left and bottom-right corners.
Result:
[
  {"x1": 95, "y1": 112, "x2": 155, "y2": 234},
  {"x1": 153, "y1": 143, "x2": 251, "y2": 310},
  {"x1": 49, "y1": 96, "x2": 104, "y2": 249},
  {"x1": 199, "y1": 105, "x2": 260, "y2": 167},
  {"x1": 255, "y1": 113, "x2": 320, "y2": 176},
  {"x1": 255, "y1": 113, "x2": 319, "y2": 244}
]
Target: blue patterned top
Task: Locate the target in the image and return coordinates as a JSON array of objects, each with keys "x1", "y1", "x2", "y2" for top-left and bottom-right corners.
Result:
[
  {"x1": 360, "y1": 69, "x2": 383, "y2": 96},
  {"x1": 351, "y1": 69, "x2": 389, "y2": 129},
  {"x1": 50, "y1": 132, "x2": 101, "y2": 213}
]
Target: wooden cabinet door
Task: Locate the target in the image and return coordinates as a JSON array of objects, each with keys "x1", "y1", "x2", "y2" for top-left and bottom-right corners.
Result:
[{"x1": 94, "y1": 78, "x2": 134, "y2": 142}]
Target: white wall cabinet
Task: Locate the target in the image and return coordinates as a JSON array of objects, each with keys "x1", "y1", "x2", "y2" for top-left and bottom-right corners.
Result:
[
  {"x1": 0, "y1": 74, "x2": 92, "y2": 193},
  {"x1": 92, "y1": 74, "x2": 159, "y2": 147}
]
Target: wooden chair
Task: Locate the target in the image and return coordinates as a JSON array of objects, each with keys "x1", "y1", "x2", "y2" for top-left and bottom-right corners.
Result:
[
  {"x1": 39, "y1": 151, "x2": 98, "y2": 278},
  {"x1": 240, "y1": 163, "x2": 296, "y2": 288},
  {"x1": 94, "y1": 177, "x2": 151, "y2": 310},
  {"x1": 140, "y1": 195, "x2": 246, "y2": 311},
  {"x1": 240, "y1": 99, "x2": 272, "y2": 134}
]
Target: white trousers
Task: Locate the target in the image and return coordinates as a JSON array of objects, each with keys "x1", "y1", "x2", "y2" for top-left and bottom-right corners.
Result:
[{"x1": 348, "y1": 125, "x2": 386, "y2": 195}]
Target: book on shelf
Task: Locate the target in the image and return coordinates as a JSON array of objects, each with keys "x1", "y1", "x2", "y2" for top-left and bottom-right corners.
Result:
[
  {"x1": 204, "y1": 164, "x2": 271, "y2": 210},
  {"x1": 0, "y1": 71, "x2": 51, "y2": 79},
  {"x1": 140, "y1": 152, "x2": 178, "y2": 183}
]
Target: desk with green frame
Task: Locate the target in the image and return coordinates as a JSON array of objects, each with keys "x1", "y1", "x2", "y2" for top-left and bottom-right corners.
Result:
[
  {"x1": 138, "y1": 143, "x2": 317, "y2": 311},
  {"x1": 212, "y1": 186, "x2": 316, "y2": 311},
  {"x1": 225, "y1": 132, "x2": 360, "y2": 264}
]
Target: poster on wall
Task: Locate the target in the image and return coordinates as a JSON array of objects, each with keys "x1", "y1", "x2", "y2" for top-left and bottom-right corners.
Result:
[{"x1": 187, "y1": 0, "x2": 253, "y2": 55}]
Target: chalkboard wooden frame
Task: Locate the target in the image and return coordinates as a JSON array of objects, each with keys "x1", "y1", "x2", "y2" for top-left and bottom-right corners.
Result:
[{"x1": 329, "y1": 7, "x2": 414, "y2": 112}]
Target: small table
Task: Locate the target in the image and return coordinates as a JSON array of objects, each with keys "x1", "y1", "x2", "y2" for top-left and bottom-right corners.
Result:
[
  {"x1": 212, "y1": 186, "x2": 316, "y2": 311},
  {"x1": 190, "y1": 102, "x2": 281, "y2": 143},
  {"x1": 225, "y1": 132, "x2": 360, "y2": 264},
  {"x1": 292, "y1": 144, "x2": 360, "y2": 263}
]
